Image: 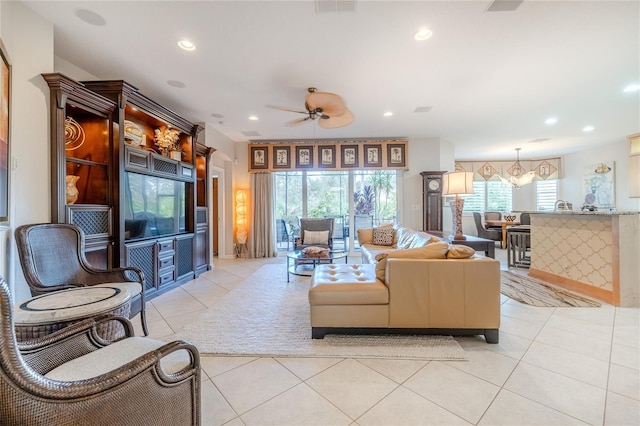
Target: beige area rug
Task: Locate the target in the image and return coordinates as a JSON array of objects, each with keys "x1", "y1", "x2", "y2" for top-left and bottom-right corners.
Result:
[
  {"x1": 501, "y1": 271, "x2": 601, "y2": 307},
  {"x1": 169, "y1": 264, "x2": 466, "y2": 360}
]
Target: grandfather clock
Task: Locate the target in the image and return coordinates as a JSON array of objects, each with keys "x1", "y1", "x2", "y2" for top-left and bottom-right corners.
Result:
[{"x1": 421, "y1": 171, "x2": 446, "y2": 232}]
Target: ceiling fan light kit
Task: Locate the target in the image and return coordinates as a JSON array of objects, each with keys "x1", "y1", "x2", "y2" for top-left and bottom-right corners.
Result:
[{"x1": 269, "y1": 87, "x2": 354, "y2": 129}]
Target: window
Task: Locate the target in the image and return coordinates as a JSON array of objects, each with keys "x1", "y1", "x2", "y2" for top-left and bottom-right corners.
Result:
[
  {"x1": 273, "y1": 170, "x2": 398, "y2": 251},
  {"x1": 536, "y1": 179, "x2": 558, "y2": 211},
  {"x1": 463, "y1": 181, "x2": 512, "y2": 213}
]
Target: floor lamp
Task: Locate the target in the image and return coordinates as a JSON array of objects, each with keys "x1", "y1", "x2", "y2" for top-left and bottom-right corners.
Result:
[{"x1": 443, "y1": 171, "x2": 474, "y2": 241}]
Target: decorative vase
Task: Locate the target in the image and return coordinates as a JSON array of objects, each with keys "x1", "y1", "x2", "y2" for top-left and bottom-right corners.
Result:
[{"x1": 66, "y1": 175, "x2": 80, "y2": 204}]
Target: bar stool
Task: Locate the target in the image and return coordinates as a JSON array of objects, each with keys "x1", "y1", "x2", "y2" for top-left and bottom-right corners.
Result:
[{"x1": 507, "y1": 225, "x2": 531, "y2": 269}]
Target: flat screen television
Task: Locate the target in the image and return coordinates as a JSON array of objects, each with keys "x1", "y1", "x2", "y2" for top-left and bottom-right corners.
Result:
[{"x1": 124, "y1": 172, "x2": 187, "y2": 240}]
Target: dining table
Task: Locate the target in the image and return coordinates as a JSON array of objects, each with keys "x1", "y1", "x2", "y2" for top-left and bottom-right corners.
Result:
[{"x1": 485, "y1": 219, "x2": 521, "y2": 249}]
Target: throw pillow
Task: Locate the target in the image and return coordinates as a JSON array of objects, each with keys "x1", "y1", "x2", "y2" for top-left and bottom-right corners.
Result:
[
  {"x1": 373, "y1": 227, "x2": 395, "y2": 246},
  {"x1": 374, "y1": 241, "x2": 449, "y2": 281},
  {"x1": 395, "y1": 226, "x2": 416, "y2": 249},
  {"x1": 447, "y1": 244, "x2": 476, "y2": 259},
  {"x1": 303, "y1": 230, "x2": 329, "y2": 245}
]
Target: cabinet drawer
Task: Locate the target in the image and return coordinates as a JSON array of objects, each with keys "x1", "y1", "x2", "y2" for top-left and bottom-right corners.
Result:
[
  {"x1": 158, "y1": 270, "x2": 175, "y2": 286},
  {"x1": 158, "y1": 256, "x2": 175, "y2": 269},
  {"x1": 158, "y1": 240, "x2": 175, "y2": 253}
]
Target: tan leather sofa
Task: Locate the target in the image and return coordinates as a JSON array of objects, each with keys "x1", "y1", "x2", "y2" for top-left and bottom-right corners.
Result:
[
  {"x1": 309, "y1": 230, "x2": 501, "y2": 343},
  {"x1": 357, "y1": 225, "x2": 441, "y2": 263}
]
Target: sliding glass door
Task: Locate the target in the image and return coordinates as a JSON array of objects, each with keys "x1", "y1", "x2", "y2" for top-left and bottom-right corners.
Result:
[{"x1": 274, "y1": 170, "x2": 398, "y2": 252}]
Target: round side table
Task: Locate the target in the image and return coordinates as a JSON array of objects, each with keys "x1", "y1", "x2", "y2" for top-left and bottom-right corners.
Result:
[{"x1": 14, "y1": 286, "x2": 131, "y2": 342}]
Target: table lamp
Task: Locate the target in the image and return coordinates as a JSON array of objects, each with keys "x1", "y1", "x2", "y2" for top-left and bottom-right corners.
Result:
[{"x1": 443, "y1": 171, "x2": 474, "y2": 241}]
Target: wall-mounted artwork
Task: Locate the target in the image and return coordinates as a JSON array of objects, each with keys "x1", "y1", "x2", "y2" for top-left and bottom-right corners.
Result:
[
  {"x1": 387, "y1": 143, "x2": 405, "y2": 167},
  {"x1": 295, "y1": 145, "x2": 314, "y2": 168},
  {"x1": 583, "y1": 161, "x2": 615, "y2": 208},
  {"x1": 250, "y1": 146, "x2": 268, "y2": 169},
  {"x1": 341, "y1": 145, "x2": 359, "y2": 168},
  {"x1": 273, "y1": 146, "x2": 290, "y2": 169},
  {"x1": 318, "y1": 145, "x2": 336, "y2": 168},
  {"x1": 0, "y1": 41, "x2": 10, "y2": 221},
  {"x1": 363, "y1": 144, "x2": 382, "y2": 167}
]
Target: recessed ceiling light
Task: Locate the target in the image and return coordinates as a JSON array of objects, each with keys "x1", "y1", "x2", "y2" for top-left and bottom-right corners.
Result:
[
  {"x1": 623, "y1": 83, "x2": 640, "y2": 92},
  {"x1": 582, "y1": 125, "x2": 595, "y2": 132},
  {"x1": 248, "y1": 115, "x2": 259, "y2": 121},
  {"x1": 383, "y1": 111, "x2": 393, "y2": 117},
  {"x1": 177, "y1": 40, "x2": 196, "y2": 51},
  {"x1": 545, "y1": 117, "x2": 557, "y2": 125},
  {"x1": 75, "y1": 9, "x2": 106, "y2": 26},
  {"x1": 414, "y1": 27, "x2": 433, "y2": 41},
  {"x1": 167, "y1": 80, "x2": 186, "y2": 88}
]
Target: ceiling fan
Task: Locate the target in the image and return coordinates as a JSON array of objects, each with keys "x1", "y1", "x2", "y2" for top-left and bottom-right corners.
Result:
[{"x1": 267, "y1": 87, "x2": 354, "y2": 129}]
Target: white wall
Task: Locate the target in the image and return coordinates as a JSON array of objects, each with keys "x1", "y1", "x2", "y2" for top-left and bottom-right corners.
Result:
[
  {"x1": 0, "y1": 1, "x2": 54, "y2": 301},
  {"x1": 561, "y1": 140, "x2": 639, "y2": 211}
]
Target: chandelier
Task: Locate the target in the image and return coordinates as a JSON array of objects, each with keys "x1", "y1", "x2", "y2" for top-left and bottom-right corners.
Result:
[{"x1": 499, "y1": 148, "x2": 536, "y2": 188}]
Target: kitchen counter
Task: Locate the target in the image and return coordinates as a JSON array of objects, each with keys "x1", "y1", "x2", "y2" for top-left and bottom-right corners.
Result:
[{"x1": 526, "y1": 212, "x2": 639, "y2": 307}]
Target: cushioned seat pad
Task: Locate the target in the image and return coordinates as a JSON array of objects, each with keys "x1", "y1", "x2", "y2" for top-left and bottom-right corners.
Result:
[
  {"x1": 309, "y1": 264, "x2": 388, "y2": 305},
  {"x1": 45, "y1": 337, "x2": 192, "y2": 381}
]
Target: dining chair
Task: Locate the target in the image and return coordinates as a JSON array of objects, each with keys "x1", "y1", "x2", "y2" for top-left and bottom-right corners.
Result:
[{"x1": 473, "y1": 212, "x2": 502, "y2": 244}]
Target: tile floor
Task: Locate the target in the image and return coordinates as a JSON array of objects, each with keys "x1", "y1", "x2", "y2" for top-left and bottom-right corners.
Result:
[{"x1": 132, "y1": 250, "x2": 639, "y2": 426}]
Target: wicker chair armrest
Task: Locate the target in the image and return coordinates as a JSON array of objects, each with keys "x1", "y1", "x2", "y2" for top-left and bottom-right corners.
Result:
[
  {"x1": 18, "y1": 339, "x2": 199, "y2": 401},
  {"x1": 19, "y1": 316, "x2": 134, "y2": 374},
  {"x1": 153, "y1": 340, "x2": 201, "y2": 383},
  {"x1": 79, "y1": 265, "x2": 145, "y2": 287}
]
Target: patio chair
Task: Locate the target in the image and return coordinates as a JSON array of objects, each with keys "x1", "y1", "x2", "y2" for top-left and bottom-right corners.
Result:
[
  {"x1": 294, "y1": 218, "x2": 334, "y2": 250},
  {"x1": 0, "y1": 277, "x2": 201, "y2": 425},
  {"x1": 276, "y1": 218, "x2": 293, "y2": 250},
  {"x1": 473, "y1": 212, "x2": 502, "y2": 244},
  {"x1": 15, "y1": 223, "x2": 149, "y2": 336}
]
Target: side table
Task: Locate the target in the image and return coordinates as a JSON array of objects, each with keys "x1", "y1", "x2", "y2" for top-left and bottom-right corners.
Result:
[{"x1": 14, "y1": 286, "x2": 131, "y2": 342}]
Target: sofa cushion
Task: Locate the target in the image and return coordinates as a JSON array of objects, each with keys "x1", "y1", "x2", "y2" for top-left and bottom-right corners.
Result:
[
  {"x1": 408, "y1": 232, "x2": 441, "y2": 249},
  {"x1": 374, "y1": 241, "x2": 449, "y2": 281},
  {"x1": 304, "y1": 230, "x2": 329, "y2": 245},
  {"x1": 373, "y1": 227, "x2": 395, "y2": 246},
  {"x1": 447, "y1": 244, "x2": 476, "y2": 259},
  {"x1": 309, "y1": 264, "x2": 388, "y2": 305},
  {"x1": 395, "y1": 226, "x2": 416, "y2": 249},
  {"x1": 356, "y1": 228, "x2": 374, "y2": 246}
]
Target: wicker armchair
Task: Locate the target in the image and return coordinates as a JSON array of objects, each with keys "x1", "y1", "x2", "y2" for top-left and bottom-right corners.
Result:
[
  {"x1": 15, "y1": 223, "x2": 148, "y2": 336},
  {"x1": 294, "y1": 218, "x2": 335, "y2": 250},
  {"x1": 0, "y1": 278, "x2": 201, "y2": 425}
]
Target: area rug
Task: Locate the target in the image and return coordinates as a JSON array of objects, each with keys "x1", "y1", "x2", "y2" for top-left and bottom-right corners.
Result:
[
  {"x1": 168, "y1": 264, "x2": 466, "y2": 360},
  {"x1": 500, "y1": 271, "x2": 601, "y2": 307}
]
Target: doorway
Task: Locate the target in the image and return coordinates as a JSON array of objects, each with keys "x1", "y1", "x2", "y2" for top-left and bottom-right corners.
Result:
[{"x1": 212, "y1": 177, "x2": 219, "y2": 257}]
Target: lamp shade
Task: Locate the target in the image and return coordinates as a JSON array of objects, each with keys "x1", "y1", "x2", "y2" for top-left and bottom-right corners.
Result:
[{"x1": 442, "y1": 171, "x2": 474, "y2": 196}]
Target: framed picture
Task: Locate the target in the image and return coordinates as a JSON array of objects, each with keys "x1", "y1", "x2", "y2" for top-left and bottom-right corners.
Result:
[
  {"x1": 387, "y1": 143, "x2": 406, "y2": 167},
  {"x1": 273, "y1": 146, "x2": 290, "y2": 169},
  {"x1": 340, "y1": 145, "x2": 359, "y2": 168},
  {"x1": 363, "y1": 144, "x2": 382, "y2": 167},
  {"x1": 318, "y1": 145, "x2": 336, "y2": 168},
  {"x1": 295, "y1": 145, "x2": 314, "y2": 169},
  {"x1": 250, "y1": 146, "x2": 268, "y2": 169},
  {"x1": 0, "y1": 41, "x2": 10, "y2": 221}
]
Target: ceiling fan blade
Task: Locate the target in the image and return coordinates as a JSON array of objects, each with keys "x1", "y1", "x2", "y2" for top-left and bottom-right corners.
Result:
[
  {"x1": 318, "y1": 109, "x2": 354, "y2": 129},
  {"x1": 285, "y1": 117, "x2": 311, "y2": 127},
  {"x1": 266, "y1": 104, "x2": 308, "y2": 114},
  {"x1": 306, "y1": 92, "x2": 346, "y2": 117}
]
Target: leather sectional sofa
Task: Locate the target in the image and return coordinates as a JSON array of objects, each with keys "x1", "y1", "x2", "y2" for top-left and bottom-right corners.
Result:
[{"x1": 308, "y1": 225, "x2": 501, "y2": 343}]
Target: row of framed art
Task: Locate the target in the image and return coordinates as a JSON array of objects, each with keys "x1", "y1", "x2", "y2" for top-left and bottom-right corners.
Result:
[{"x1": 247, "y1": 141, "x2": 408, "y2": 172}]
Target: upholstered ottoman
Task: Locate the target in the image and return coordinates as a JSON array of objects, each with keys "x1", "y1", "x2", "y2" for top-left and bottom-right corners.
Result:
[{"x1": 309, "y1": 264, "x2": 389, "y2": 338}]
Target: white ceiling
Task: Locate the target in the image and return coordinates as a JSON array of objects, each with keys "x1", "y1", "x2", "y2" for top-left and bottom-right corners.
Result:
[{"x1": 23, "y1": 0, "x2": 640, "y2": 160}]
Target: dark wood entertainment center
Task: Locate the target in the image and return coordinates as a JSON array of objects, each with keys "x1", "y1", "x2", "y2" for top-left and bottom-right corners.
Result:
[{"x1": 44, "y1": 74, "x2": 213, "y2": 298}]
